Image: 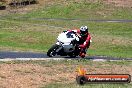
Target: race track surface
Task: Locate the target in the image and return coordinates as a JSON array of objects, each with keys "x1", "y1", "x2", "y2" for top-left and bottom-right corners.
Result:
[{"x1": 0, "y1": 51, "x2": 132, "y2": 61}]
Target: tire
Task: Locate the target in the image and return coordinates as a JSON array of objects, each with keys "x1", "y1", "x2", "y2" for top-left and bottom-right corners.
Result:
[
  {"x1": 47, "y1": 44, "x2": 59, "y2": 57},
  {"x1": 76, "y1": 76, "x2": 86, "y2": 85},
  {"x1": 69, "y1": 53, "x2": 77, "y2": 58}
]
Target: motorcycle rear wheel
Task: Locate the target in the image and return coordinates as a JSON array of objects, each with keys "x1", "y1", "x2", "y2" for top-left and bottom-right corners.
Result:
[
  {"x1": 69, "y1": 53, "x2": 77, "y2": 58},
  {"x1": 47, "y1": 44, "x2": 59, "y2": 57}
]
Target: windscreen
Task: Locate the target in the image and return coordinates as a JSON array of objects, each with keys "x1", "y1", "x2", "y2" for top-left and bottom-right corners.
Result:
[{"x1": 66, "y1": 32, "x2": 74, "y2": 38}]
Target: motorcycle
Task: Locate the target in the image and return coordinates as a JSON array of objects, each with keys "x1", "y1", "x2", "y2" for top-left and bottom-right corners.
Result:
[{"x1": 47, "y1": 31, "x2": 83, "y2": 58}]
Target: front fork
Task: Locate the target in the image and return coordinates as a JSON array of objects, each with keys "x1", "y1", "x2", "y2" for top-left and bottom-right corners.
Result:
[{"x1": 56, "y1": 42, "x2": 63, "y2": 54}]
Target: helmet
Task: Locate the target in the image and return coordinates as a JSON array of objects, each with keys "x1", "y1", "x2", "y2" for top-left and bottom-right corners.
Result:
[{"x1": 80, "y1": 26, "x2": 88, "y2": 37}]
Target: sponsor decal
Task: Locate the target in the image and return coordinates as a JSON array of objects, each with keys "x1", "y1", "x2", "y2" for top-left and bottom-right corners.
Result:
[{"x1": 76, "y1": 66, "x2": 131, "y2": 85}]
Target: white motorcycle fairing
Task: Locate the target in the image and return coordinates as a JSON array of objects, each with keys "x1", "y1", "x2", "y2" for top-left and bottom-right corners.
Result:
[
  {"x1": 47, "y1": 31, "x2": 81, "y2": 57},
  {"x1": 56, "y1": 31, "x2": 79, "y2": 53}
]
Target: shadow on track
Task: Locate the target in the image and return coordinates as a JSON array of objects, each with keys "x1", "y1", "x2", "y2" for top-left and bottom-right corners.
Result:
[{"x1": 0, "y1": 51, "x2": 132, "y2": 61}]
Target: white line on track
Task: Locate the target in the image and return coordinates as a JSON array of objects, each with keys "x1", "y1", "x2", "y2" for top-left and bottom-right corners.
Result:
[
  {"x1": 0, "y1": 58, "x2": 65, "y2": 61},
  {"x1": 0, "y1": 58, "x2": 132, "y2": 62}
]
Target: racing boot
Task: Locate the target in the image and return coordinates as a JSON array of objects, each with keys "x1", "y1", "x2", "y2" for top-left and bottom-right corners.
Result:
[{"x1": 79, "y1": 52, "x2": 86, "y2": 58}]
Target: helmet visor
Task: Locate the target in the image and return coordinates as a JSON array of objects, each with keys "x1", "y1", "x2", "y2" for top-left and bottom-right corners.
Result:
[{"x1": 80, "y1": 31, "x2": 87, "y2": 36}]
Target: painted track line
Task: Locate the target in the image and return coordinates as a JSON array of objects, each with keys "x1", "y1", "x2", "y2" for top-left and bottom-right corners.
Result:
[
  {"x1": 12, "y1": 17, "x2": 132, "y2": 23},
  {"x1": 0, "y1": 51, "x2": 132, "y2": 61},
  {"x1": 0, "y1": 58, "x2": 65, "y2": 61}
]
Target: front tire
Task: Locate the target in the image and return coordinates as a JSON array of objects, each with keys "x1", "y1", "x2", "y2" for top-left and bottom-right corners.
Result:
[{"x1": 47, "y1": 44, "x2": 59, "y2": 57}]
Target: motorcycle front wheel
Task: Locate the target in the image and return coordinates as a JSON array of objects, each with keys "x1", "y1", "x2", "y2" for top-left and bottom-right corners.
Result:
[{"x1": 47, "y1": 44, "x2": 59, "y2": 57}]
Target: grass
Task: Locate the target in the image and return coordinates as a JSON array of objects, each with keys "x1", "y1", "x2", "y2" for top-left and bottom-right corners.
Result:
[
  {"x1": 0, "y1": 59, "x2": 131, "y2": 88},
  {"x1": 0, "y1": 1, "x2": 132, "y2": 88},
  {"x1": 6, "y1": 60, "x2": 131, "y2": 88},
  {"x1": 0, "y1": 1, "x2": 132, "y2": 58},
  {"x1": 0, "y1": 19, "x2": 131, "y2": 58},
  {"x1": 0, "y1": 2, "x2": 6, "y2": 6},
  {"x1": 2, "y1": 59, "x2": 132, "y2": 67},
  {"x1": 22, "y1": 1, "x2": 132, "y2": 20},
  {"x1": 34, "y1": 60, "x2": 132, "y2": 88}
]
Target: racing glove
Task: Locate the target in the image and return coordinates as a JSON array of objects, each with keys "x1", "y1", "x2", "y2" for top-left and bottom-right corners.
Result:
[{"x1": 63, "y1": 30, "x2": 67, "y2": 33}]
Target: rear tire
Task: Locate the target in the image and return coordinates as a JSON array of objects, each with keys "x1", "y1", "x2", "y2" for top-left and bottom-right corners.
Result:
[
  {"x1": 47, "y1": 44, "x2": 59, "y2": 57},
  {"x1": 69, "y1": 53, "x2": 77, "y2": 58}
]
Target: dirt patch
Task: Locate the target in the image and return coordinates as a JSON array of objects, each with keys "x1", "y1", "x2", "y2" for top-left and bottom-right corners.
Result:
[
  {"x1": 0, "y1": 61, "x2": 131, "y2": 88},
  {"x1": 0, "y1": 0, "x2": 132, "y2": 15},
  {"x1": 103, "y1": 0, "x2": 132, "y2": 7}
]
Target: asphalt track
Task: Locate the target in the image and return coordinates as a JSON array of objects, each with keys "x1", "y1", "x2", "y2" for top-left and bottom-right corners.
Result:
[
  {"x1": 1, "y1": 15, "x2": 132, "y2": 23},
  {"x1": 29, "y1": 18, "x2": 132, "y2": 23},
  {"x1": 0, "y1": 51, "x2": 132, "y2": 61},
  {"x1": 0, "y1": 16, "x2": 132, "y2": 61}
]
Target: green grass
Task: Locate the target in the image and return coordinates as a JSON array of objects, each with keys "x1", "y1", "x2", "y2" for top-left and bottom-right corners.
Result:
[
  {"x1": 0, "y1": 2, "x2": 6, "y2": 6},
  {"x1": 0, "y1": 1, "x2": 132, "y2": 58},
  {"x1": 2, "y1": 59, "x2": 132, "y2": 67},
  {"x1": 0, "y1": 60, "x2": 131, "y2": 88},
  {"x1": 22, "y1": 1, "x2": 132, "y2": 20}
]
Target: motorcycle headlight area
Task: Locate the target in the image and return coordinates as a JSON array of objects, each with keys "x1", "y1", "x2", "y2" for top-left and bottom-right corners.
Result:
[
  {"x1": 60, "y1": 42, "x2": 64, "y2": 44},
  {"x1": 57, "y1": 40, "x2": 64, "y2": 45}
]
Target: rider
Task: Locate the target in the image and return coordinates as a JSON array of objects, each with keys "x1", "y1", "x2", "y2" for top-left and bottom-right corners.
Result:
[{"x1": 65, "y1": 26, "x2": 91, "y2": 58}]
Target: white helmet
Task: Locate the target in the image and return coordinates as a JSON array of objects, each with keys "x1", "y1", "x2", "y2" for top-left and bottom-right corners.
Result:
[{"x1": 80, "y1": 26, "x2": 88, "y2": 36}]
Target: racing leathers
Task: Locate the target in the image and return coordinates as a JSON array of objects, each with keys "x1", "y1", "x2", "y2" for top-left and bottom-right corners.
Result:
[{"x1": 66, "y1": 29, "x2": 91, "y2": 57}]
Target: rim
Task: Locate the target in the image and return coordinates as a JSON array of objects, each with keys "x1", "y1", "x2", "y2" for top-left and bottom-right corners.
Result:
[{"x1": 50, "y1": 49, "x2": 56, "y2": 56}]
